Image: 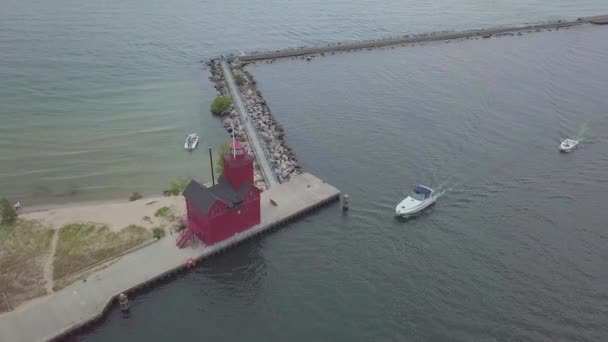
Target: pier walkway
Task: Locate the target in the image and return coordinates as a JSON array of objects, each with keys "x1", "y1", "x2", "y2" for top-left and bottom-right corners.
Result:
[
  {"x1": 0, "y1": 173, "x2": 339, "y2": 342},
  {"x1": 220, "y1": 58, "x2": 279, "y2": 188}
]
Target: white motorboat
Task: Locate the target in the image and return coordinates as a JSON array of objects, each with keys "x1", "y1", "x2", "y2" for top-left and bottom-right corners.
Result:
[
  {"x1": 396, "y1": 185, "x2": 436, "y2": 217},
  {"x1": 184, "y1": 133, "x2": 199, "y2": 151},
  {"x1": 559, "y1": 138, "x2": 578, "y2": 153}
]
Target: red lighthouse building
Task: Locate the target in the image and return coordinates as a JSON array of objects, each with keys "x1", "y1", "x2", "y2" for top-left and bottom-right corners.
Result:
[{"x1": 181, "y1": 140, "x2": 261, "y2": 246}]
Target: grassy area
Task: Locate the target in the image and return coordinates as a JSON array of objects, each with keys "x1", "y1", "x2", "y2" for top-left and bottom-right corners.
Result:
[
  {"x1": 0, "y1": 220, "x2": 54, "y2": 313},
  {"x1": 154, "y1": 206, "x2": 171, "y2": 218},
  {"x1": 154, "y1": 206, "x2": 178, "y2": 222},
  {"x1": 53, "y1": 223, "x2": 152, "y2": 281}
]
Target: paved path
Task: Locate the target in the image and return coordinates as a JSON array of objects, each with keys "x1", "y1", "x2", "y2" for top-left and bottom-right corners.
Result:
[
  {"x1": 43, "y1": 230, "x2": 59, "y2": 294},
  {"x1": 0, "y1": 173, "x2": 338, "y2": 342},
  {"x1": 220, "y1": 58, "x2": 278, "y2": 188}
]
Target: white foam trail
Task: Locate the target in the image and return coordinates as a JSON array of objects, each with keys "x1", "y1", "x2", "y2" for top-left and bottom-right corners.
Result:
[{"x1": 575, "y1": 121, "x2": 590, "y2": 142}]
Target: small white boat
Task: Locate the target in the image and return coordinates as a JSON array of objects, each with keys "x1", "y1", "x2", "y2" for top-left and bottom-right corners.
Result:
[
  {"x1": 559, "y1": 138, "x2": 578, "y2": 153},
  {"x1": 184, "y1": 133, "x2": 199, "y2": 151},
  {"x1": 396, "y1": 185, "x2": 436, "y2": 217}
]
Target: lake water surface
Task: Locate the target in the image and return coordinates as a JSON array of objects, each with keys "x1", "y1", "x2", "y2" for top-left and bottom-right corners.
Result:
[
  {"x1": 1, "y1": 0, "x2": 606, "y2": 204},
  {"x1": 1, "y1": 0, "x2": 608, "y2": 341}
]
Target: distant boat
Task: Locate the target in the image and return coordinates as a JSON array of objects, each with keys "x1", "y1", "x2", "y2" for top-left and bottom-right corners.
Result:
[
  {"x1": 184, "y1": 133, "x2": 199, "y2": 151},
  {"x1": 396, "y1": 185, "x2": 436, "y2": 217},
  {"x1": 559, "y1": 139, "x2": 578, "y2": 153}
]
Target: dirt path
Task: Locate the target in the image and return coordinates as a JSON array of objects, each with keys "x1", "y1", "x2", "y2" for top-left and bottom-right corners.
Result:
[{"x1": 43, "y1": 230, "x2": 59, "y2": 294}]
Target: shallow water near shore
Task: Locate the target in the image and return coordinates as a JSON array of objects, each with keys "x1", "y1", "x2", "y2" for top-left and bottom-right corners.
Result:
[{"x1": 80, "y1": 24, "x2": 608, "y2": 341}]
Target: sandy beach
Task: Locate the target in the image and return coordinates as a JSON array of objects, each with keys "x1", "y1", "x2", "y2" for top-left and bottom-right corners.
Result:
[
  {"x1": 21, "y1": 196, "x2": 186, "y2": 232},
  {"x1": 1, "y1": 195, "x2": 187, "y2": 314}
]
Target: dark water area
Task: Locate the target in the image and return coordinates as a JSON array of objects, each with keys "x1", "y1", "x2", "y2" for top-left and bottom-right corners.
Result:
[{"x1": 81, "y1": 25, "x2": 608, "y2": 341}]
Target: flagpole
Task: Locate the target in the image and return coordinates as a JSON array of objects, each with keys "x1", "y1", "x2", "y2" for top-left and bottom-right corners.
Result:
[{"x1": 231, "y1": 122, "x2": 236, "y2": 158}]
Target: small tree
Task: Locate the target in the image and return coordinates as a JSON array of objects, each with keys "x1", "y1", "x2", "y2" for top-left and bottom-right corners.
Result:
[
  {"x1": 0, "y1": 198, "x2": 17, "y2": 225},
  {"x1": 210, "y1": 96, "x2": 232, "y2": 116},
  {"x1": 215, "y1": 142, "x2": 231, "y2": 175},
  {"x1": 234, "y1": 73, "x2": 245, "y2": 86}
]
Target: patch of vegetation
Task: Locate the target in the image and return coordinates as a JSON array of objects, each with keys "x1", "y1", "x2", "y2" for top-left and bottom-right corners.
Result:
[
  {"x1": 0, "y1": 220, "x2": 54, "y2": 312},
  {"x1": 163, "y1": 178, "x2": 188, "y2": 196},
  {"x1": 53, "y1": 223, "x2": 151, "y2": 281},
  {"x1": 210, "y1": 95, "x2": 232, "y2": 116},
  {"x1": 129, "y1": 192, "x2": 143, "y2": 201},
  {"x1": 234, "y1": 72, "x2": 245, "y2": 86},
  {"x1": 215, "y1": 141, "x2": 231, "y2": 175},
  {"x1": 154, "y1": 206, "x2": 172, "y2": 218},
  {"x1": 0, "y1": 198, "x2": 17, "y2": 225},
  {"x1": 152, "y1": 227, "x2": 166, "y2": 240}
]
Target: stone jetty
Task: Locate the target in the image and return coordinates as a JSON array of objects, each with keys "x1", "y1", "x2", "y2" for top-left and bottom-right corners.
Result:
[
  {"x1": 233, "y1": 16, "x2": 606, "y2": 62},
  {"x1": 209, "y1": 61, "x2": 268, "y2": 189},
  {"x1": 208, "y1": 59, "x2": 301, "y2": 185}
]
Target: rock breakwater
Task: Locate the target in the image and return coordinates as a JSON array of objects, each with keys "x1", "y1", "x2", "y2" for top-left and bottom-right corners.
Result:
[
  {"x1": 208, "y1": 60, "x2": 301, "y2": 187},
  {"x1": 234, "y1": 17, "x2": 601, "y2": 62},
  {"x1": 209, "y1": 61, "x2": 266, "y2": 189}
]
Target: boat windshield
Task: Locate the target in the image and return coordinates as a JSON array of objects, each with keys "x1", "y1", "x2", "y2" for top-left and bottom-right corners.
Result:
[{"x1": 410, "y1": 192, "x2": 427, "y2": 201}]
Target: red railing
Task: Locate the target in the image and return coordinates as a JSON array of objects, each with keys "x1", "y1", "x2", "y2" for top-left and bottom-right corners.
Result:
[{"x1": 176, "y1": 229, "x2": 193, "y2": 248}]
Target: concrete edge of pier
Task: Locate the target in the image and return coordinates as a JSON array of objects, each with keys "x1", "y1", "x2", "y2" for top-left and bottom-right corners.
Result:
[
  {"x1": 211, "y1": 15, "x2": 608, "y2": 62},
  {"x1": 19, "y1": 173, "x2": 339, "y2": 341}
]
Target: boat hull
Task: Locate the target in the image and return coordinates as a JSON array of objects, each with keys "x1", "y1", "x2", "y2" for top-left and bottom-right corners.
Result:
[
  {"x1": 395, "y1": 197, "x2": 436, "y2": 217},
  {"x1": 184, "y1": 136, "x2": 199, "y2": 151},
  {"x1": 559, "y1": 139, "x2": 578, "y2": 153}
]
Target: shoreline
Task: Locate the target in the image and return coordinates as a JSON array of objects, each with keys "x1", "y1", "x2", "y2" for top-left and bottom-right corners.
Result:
[
  {"x1": 18, "y1": 180, "x2": 215, "y2": 215},
  {"x1": 20, "y1": 195, "x2": 172, "y2": 215}
]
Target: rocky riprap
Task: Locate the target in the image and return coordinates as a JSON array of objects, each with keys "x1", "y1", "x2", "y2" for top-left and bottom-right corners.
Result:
[
  {"x1": 208, "y1": 60, "x2": 301, "y2": 188},
  {"x1": 208, "y1": 61, "x2": 266, "y2": 190}
]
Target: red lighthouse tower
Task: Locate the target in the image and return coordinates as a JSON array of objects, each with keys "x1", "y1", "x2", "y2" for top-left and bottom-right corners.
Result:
[
  {"x1": 222, "y1": 140, "x2": 253, "y2": 190},
  {"x1": 181, "y1": 140, "x2": 261, "y2": 246}
]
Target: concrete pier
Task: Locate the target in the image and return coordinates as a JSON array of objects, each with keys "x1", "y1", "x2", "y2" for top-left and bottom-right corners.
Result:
[
  {"x1": 0, "y1": 173, "x2": 339, "y2": 342},
  {"x1": 234, "y1": 16, "x2": 606, "y2": 62}
]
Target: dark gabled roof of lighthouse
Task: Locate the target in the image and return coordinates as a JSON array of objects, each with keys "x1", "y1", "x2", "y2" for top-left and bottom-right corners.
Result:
[{"x1": 183, "y1": 176, "x2": 251, "y2": 213}]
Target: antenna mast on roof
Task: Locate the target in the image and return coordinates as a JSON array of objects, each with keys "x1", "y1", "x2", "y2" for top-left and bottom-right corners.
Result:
[{"x1": 231, "y1": 122, "x2": 236, "y2": 158}]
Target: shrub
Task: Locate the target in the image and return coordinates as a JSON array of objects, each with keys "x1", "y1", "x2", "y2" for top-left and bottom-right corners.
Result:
[
  {"x1": 163, "y1": 178, "x2": 188, "y2": 196},
  {"x1": 0, "y1": 198, "x2": 16, "y2": 225},
  {"x1": 152, "y1": 227, "x2": 166, "y2": 240},
  {"x1": 234, "y1": 72, "x2": 245, "y2": 86},
  {"x1": 129, "y1": 192, "x2": 142, "y2": 201},
  {"x1": 154, "y1": 206, "x2": 172, "y2": 218},
  {"x1": 210, "y1": 95, "x2": 232, "y2": 116}
]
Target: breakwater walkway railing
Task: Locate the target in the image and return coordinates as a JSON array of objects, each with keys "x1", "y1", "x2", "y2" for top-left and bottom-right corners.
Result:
[
  {"x1": 220, "y1": 58, "x2": 278, "y2": 188},
  {"x1": 248, "y1": 121, "x2": 281, "y2": 182},
  {"x1": 235, "y1": 16, "x2": 607, "y2": 62}
]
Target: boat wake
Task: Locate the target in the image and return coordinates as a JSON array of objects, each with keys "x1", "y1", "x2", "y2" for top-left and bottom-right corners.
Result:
[{"x1": 430, "y1": 181, "x2": 451, "y2": 199}]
